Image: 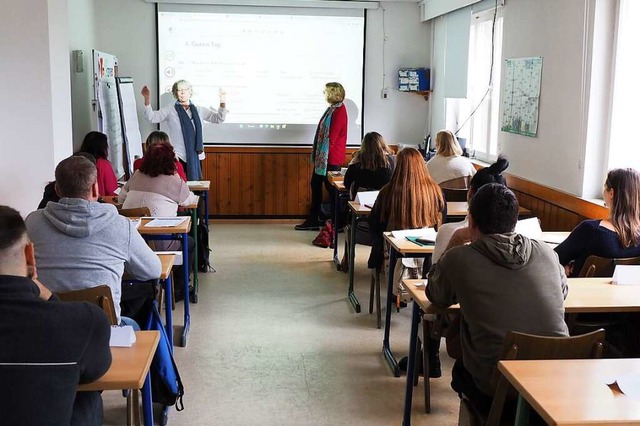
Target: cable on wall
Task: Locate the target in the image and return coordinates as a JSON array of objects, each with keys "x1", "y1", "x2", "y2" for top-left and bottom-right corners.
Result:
[{"x1": 454, "y1": 0, "x2": 499, "y2": 135}]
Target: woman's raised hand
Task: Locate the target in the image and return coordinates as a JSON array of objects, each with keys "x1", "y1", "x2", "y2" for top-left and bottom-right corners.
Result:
[{"x1": 141, "y1": 86, "x2": 151, "y2": 105}]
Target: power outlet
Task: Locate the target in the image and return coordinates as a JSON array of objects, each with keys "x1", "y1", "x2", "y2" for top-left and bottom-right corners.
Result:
[{"x1": 381, "y1": 88, "x2": 389, "y2": 99}]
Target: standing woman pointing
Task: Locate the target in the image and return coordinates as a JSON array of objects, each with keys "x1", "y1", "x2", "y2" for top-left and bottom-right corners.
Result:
[
  {"x1": 141, "y1": 80, "x2": 227, "y2": 180},
  {"x1": 295, "y1": 82, "x2": 348, "y2": 230}
]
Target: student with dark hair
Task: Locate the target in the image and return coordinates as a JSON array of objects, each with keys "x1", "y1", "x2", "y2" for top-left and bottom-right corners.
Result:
[
  {"x1": 79, "y1": 131, "x2": 118, "y2": 196},
  {"x1": 427, "y1": 184, "x2": 568, "y2": 414},
  {"x1": 25, "y1": 155, "x2": 162, "y2": 326},
  {"x1": 133, "y1": 131, "x2": 187, "y2": 182},
  {"x1": 555, "y1": 168, "x2": 640, "y2": 277},
  {"x1": 0, "y1": 205, "x2": 111, "y2": 426},
  {"x1": 432, "y1": 155, "x2": 509, "y2": 262},
  {"x1": 343, "y1": 132, "x2": 395, "y2": 200}
]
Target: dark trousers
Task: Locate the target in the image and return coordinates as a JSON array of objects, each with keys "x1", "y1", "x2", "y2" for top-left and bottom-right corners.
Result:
[{"x1": 309, "y1": 165, "x2": 340, "y2": 219}]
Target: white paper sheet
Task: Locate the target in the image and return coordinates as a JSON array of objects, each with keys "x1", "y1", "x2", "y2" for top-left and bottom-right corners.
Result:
[
  {"x1": 144, "y1": 217, "x2": 188, "y2": 228},
  {"x1": 612, "y1": 265, "x2": 640, "y2": 286},
  {"x1": 515, "y1": 217, "x2": 543, "y2": 239},
  {"x1": 612, "y1": 374, "x2": 640, "y2": 399},
  {"x1": 391, "y1": 228, "x2": 438, "y2": 241},
  {"x1": 355, "y1": 190, "x2": 379, "y2": 207},
  {"x1": 110, "y1": 325, "x2": 136, "y2": 347}
]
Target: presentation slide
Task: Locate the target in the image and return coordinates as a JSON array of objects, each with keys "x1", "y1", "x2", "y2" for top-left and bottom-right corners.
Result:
[{"x1": 157, "y1": 6, "x2": 365, "y2": 145}]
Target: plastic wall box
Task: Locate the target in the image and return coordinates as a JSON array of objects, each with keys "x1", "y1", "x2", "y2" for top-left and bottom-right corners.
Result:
[{"x1": 398, "y1": 68, "x2": 430, "y2": 92}]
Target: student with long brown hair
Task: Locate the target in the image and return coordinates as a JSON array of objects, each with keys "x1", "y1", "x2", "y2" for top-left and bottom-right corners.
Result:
[
  {"x1": 555, "y1": 168, "x2": 640, "y2": 277},
  {"x1": 368, "y1": 147, "x2": 445, "y2": 270},
  {"x1": 343, "y1": 131, "x2": 395, "y2": 199}
]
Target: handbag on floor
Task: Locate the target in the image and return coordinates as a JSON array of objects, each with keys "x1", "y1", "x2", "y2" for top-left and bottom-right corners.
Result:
[{"x1": 312, "y1": 220, "x2": 334, "y2": 248}]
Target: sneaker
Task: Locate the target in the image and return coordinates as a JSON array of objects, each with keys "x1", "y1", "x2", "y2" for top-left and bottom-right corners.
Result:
[{"x1": 294, "y1": 218, "x2": 322, "y2": 231}]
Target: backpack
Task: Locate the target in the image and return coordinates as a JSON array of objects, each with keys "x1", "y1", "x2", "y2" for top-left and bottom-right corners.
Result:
[
  {"x1": 312, "y1": 220, "x2": 334, "y2": 248},
  {"x1": 146, "y1": 303, "x2": 185, "y2": 410}
]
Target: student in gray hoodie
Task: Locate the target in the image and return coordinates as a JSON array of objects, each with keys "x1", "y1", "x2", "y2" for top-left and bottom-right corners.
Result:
[
  {"x1": 427, "y1": 184, "x2": 568, "y2": 413},
  {"x1": 26, "y1": 156, "x2": 162, "y2": 325}
]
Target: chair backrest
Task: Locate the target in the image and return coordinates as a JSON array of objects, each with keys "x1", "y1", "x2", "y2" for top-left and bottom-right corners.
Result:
[
  {"x1": 441, "y1": 187, "x2": 468, "y2": 202},
  {"x1": 0, "y1": 362, "x2": 79, "y2": 426},
  {"x1": 119, "y1": 207, "x2": 151, "y2": 218},
  {"x1": 56, "y1": 285, "x2": 118, "y2": 325},
  {"x1": 579, "y1": 255, "x2": 640, "y2": 277},
  {"x1": 486, "y1": 329, "x2": 605, "y2": 426}
]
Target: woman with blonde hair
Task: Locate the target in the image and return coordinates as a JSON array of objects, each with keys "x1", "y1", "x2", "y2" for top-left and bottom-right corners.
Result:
[
  {"x1": 426, "y1": 129, "x2": 476, "y2": 185},
  {"x1": 368, "y1": 147, "x2": 444, "y2": 270},
  {"x1": 344, "y1": 132, "x2": 395, "y2": 200},
  {"x1": 555, "y1": 168, "x2": 640, "y2": 277},
  {"x1": 295, "y1": 82, "x2": 348, "y2": 230}
]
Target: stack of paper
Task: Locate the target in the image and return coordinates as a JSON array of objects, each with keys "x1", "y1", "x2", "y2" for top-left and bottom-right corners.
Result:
[
  {"x1": 355, "y1": 190, "x2": 379, "y2": 208},
  {"x1": 110, "y1": 325, "x2": 136, "y2": 347},
  {"x1": 515, "y1": 217, "x2": 543, "y2": 239},
  {"x1": 144, "y1": 217, "x2": 188, "y2": 228}
]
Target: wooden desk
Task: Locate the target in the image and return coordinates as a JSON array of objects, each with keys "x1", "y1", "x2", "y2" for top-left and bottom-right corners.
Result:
[
  {"x1": 138, "y1": 218, "x2": 192, "y2": 347},
  {"x1": 79, "y1": 331, "x2": 159, "y2": 426},
  {"x1": 446, "y1": 201, "x2": 532, "y2": 218},
  {"x1": 382, "y1": 232, "x2": 435, "y2": 378},
  {"x1": 498, "y1": 358, "x2": 640, "y2": 425},
  {"x1": 400, "y1": 277, "x2": 640, "y2": 425}
]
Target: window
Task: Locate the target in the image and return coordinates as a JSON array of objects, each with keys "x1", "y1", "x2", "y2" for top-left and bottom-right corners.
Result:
[
  {"x1": 608, "y1": 0, "x2": 640, "y2": 169},
  {"x1": 446, "y1": 8, "x2": 503, "y2": 162}
]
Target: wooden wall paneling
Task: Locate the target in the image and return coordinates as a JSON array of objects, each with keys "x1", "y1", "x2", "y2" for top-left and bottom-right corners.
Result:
[
  {"x1": 229, "y1": 154, "x2": 241, "y2": 214},
  {"x1": 274, "y1": 154, "x2": 286, "y2": 214},
  {"x1": 240, "y1": 154, "x2": 253, "y2": 214},
  {"x1": 298, "y1": 155, "x2": 310, "y2": 214},
  {"x1": 203, "y1": 154, "x2": 216, "y2": 216},
  {"x1": 217, "y1": 153, "x2": 231, "y2": 215},
  {"x1": 251, "y1": 154, "x2": 264, "y2": 215},
  {"x1": 285, "y1": 154, "x2": 299, "y2": 215},
  {"x1": 263, "y1": 153, "x2": 275, "y2": 215}
]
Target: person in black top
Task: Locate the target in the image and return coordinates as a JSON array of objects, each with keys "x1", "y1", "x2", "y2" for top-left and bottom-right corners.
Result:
[
  {"x1": 0, "y1": 205, "x2": 112, "y2": 426},
  {"x1": 555, "y1": 168, "x2": 640, "y2": 277},
  {"x1": 343, "y1": 132, "x2": 395, "y2": 200}
]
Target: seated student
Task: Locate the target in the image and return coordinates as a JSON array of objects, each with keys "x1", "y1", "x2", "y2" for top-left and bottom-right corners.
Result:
[
  {"x1": 37, "y1": 152, "x2": 96, "y2": 209},
  {"x1": 432, "y1": 155, "x2": 509, "y2": 263},
  {"x1": 133, "y1": 131, "x2": 187, "y2": 182},
  {"x1": 119, "y1": 141, "x2": 197, "y2": 300},
  {"x1": 25, "y1": 155, "x2": 162, "y2": 326},
  {"x1": 343, "y1": 132, "x2": 395, "y2": 200},
  {"x1": 555, "y1": 168, "x2": 640, "y2": 277},
  {"x1": 427, "y1": 184, "x2": 568, "y2": 413},
  {"x1": 426, "y1": 129, "x2": 476, "y2": 186},
  {"x1": 0, "y1": 205, "x2": 111, "y2": 426},
  {"x1": 79, "y1": 131, "x2": 119, "y2": 197}
]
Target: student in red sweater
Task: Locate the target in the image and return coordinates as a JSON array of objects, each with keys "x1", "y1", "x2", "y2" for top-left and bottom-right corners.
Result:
[
  {"x1": 295, "y1": 82, "x2": 348, "y2": 230},
  {"x1": 78, "y1": 132, "x2": 118, "y2": 197},
  {"x1": 133, "y1": 131, "x2": 187, "y2": 182}
]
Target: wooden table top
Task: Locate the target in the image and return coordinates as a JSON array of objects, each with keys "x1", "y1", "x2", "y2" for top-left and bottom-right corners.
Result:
[
  {"x1": 498, "y1": 358, "x2": 640, "y2": 425},
  {"x1": 404, "y1": 277, "x2": 640, "y2": 315},
  {"x1": 78, "y1": 331, "x2": 159, "y2": 391},
  {"x1": 137, "y1": 217, "x2": 191, "y2": 235},
  {"x1": 187, "y1": 180, "x2": 210, "y2": 191},
  {"x1": 383, "y1": 232, "x2": 436, "y2": 255},
  {"x1": 327, "y1": 172, "x2": 346, "y2": 191},
  {"x1": 157, "y1": 253, "x2": 176, "y2": 280},
  {"x1": 446, "y1": 201, "x2": 532, "y2": 217}
]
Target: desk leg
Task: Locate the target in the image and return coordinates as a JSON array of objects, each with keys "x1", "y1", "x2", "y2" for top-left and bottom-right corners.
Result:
[
  {"x1": 181, "y1": 232, "x2": 190, "y2": 348},
  {"x1": 383, "y1": 248, "x2": 400, "y2": 377},
  {"x1": 347, "y1": 212, "x2": 361, "y2": 313},
  {"x1": 164, "y1": 275, "x2": 173, "y2": 350},
  {"x1": 191, "y1": 208, "x2": 199, "y2": 304},
  {"x1": 514, "y1": 394, "x2": 531, "y2": 426},
  {"x1": 333, "y1": 187, "x2": 340, "y2": 268},
  {"x1": 142, "y1": 371, "x2": 154, "y2": 426},
  {"x1": 402, "y1": 302, "x2": 422, "y2": 426}
]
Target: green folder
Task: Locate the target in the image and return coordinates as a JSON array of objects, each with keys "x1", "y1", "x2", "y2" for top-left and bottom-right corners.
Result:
[{"x1": 405, "y1": 236, "x2": 435, "y2": 247}]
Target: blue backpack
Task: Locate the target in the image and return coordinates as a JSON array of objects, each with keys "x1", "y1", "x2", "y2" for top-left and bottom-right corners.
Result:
[{"x1": 146, "y1": 303, "x2": 185, "y2": 410}]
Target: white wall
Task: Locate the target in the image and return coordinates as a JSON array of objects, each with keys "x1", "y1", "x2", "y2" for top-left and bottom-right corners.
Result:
[
  {"x1": 68, "y1": 1, "x2": 431, "y2": 148},
  {"x1": 364, "y1": 2, "x2": 432, "y2": 145},
  {"x1": 0, "y1": 0, "x2": 73, "y2": 215}
]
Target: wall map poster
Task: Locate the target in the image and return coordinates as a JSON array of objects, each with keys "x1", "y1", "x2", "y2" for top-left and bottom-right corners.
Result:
[{"x1": 501, "y1": 57, "x2": 543, "y2": 137}]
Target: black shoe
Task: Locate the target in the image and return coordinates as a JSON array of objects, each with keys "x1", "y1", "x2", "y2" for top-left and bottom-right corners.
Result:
[
  {"x1": 398, "y1": 356, "x2": 424, "y2": 375},
  {"x1": 294, "y1": 219, "x2": 322, "y2": 231}
]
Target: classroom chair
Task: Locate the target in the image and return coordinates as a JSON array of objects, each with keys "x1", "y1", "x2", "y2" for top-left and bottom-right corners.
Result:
[
  {"x1": 119, "y1": 207, "x2": 151, "y2": 218},
  {"x1": 578, "y1": 254, "x2": 640, "y2": 277},
  {"x1": 0, "y1": 362, "x2": 79, "y2": 426},
  {"x1": 56, "y1": 285, "x2": 142, "y2": 426},
  {"x1": 458, "y1": 329, "x2": 605, "y2": 426},
  {"x1": 440, "y1": 176, "x2": 470, "y2": 190}
]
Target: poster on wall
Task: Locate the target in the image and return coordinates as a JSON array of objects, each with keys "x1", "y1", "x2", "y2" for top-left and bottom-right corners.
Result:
[
  {"x1": 93, "y1": 50, "x2": 125, "y2": 177},
  {"x1": 501, "y1": 57, "x2": 543, "y2": 138}
]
